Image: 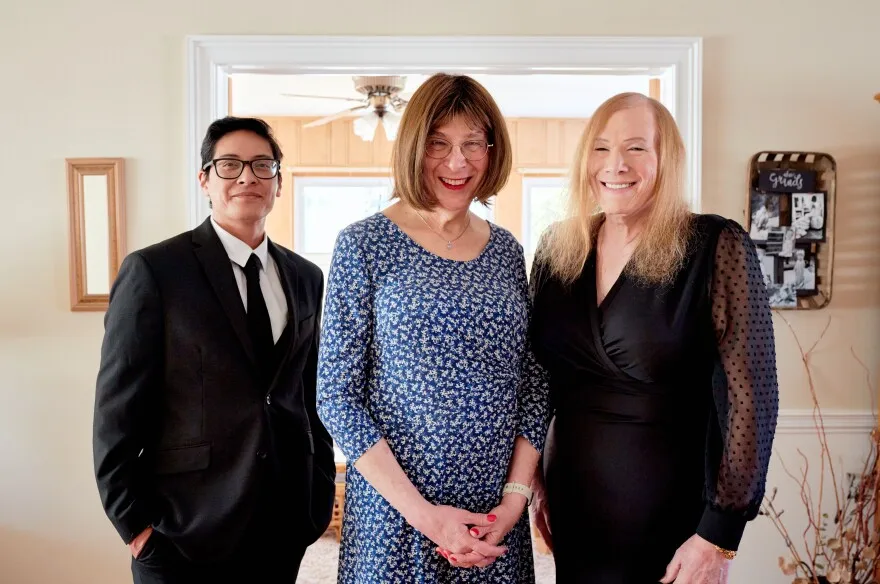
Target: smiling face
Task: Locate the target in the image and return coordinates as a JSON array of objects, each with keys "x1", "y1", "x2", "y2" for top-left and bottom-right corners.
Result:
[
  {"x1": 421, "y1": 116, "x2": 489, "y2": 213},
  {"x1": 198, "y1": 130, "x2": 282, "y2": 228},
  {"x1": 588, "y1": 104, "x2": 659, "y2": 219}
]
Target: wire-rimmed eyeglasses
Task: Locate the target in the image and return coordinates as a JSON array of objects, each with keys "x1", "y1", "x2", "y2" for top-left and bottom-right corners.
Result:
[{"x1": 425, "y1": 139, "x2": 493, "y2": 161}]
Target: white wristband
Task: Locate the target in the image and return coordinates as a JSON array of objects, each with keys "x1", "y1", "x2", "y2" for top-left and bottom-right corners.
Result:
[{"x1": 502, "y1": 482, "x2": 533, "y2": 505}]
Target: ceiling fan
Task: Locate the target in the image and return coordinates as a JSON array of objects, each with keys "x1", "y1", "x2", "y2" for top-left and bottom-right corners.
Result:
[{"x1": 282, "y1": 75, "x2": 409, "y2": 141}]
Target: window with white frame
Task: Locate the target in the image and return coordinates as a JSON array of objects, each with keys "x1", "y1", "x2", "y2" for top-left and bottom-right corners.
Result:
[
  {"x1": 294, "y1": 176, "x2": 394, "y2": 275},
  {"x1": 522, "y1": 176, "x2": 568, "y2": 263},
  {"x1": 294, "y1": 176, "x2": 493, "y2": 277}
]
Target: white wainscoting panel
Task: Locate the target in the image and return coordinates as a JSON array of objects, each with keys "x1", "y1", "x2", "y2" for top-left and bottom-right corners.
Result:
[{"x1": 731, "y1": 409, "x2": 876, "y2": 584}]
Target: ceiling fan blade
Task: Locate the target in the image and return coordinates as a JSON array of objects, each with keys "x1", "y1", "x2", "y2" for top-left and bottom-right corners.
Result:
[
  {"x1": 303, "y1": 105, "x2": 369, "y2": 128},
  {"x1": 281, "y1": 93, "x2": 366, "y2": 104}
]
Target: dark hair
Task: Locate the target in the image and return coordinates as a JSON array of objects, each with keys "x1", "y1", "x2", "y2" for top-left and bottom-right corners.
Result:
[{"x1": 199, "y1": 116, "x2": 284, "y2": 170}]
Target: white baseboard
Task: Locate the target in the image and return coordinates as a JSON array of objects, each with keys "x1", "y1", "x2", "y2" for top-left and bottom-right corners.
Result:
[{"x1": 775, "y1": 409, "x2": 877, "y2": 434}]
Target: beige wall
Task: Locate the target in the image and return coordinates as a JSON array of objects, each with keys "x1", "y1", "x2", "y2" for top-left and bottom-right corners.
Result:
[{"x1": 1, "y1": 1, "x2": 878, "y2": 582}]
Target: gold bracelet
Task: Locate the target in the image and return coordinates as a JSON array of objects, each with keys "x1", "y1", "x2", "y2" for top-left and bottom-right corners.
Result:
[{"x1": 713, "y1": 544, "x2": 736, "y2": 560}]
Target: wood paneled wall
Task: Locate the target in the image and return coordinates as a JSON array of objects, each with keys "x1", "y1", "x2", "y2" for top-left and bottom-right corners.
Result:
[{"x1": 259, "y1": 116, "x2": 589, "y2": 248}]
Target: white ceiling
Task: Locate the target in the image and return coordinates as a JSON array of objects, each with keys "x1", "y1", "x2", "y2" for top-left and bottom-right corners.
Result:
[{"x1": 230, "y1": 73, "x2": 654, "y2": 119}]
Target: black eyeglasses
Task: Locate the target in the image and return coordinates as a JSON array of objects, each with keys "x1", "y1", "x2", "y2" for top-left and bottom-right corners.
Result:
[
  {"x1": 204, "y1": 158, "x2": 280, "y2": 180},
  {"x1": 425, "y1": 138, "x2": 493, "y2": 161}
]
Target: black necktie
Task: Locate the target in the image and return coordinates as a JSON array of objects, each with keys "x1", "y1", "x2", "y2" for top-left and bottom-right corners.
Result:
[{"x1": 243, "y1": 254, "x2": 274, "y2": 373}]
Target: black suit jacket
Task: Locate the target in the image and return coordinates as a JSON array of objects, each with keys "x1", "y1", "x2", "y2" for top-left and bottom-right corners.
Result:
[{"x1": 93, "y1": 218, "x2": 336, "y2": 562}]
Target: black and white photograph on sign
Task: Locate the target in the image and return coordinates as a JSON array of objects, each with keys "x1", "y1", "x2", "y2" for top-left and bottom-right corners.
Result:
[
  {"x1": 792, "y1": 192, "x2": 826, "y2": 242},
  {"x1": 767, "y1": 280, "x2": 797, "y2": 308},
  {"x1": 781, "y1": 247, "x2": 818, "y2": 296},
  {"x1": 749, "y1": 191, "x2": 789, "y2": 242},
  {"x1": 779, "y1": 227, "x2": 796, "y2": 257},
  {"x1": 756, "y1": 246, "x2": 796, "y2": 308},
  {"x1": 763, "y1": 227, "x2": 795, "y2": 257},
  {"x1": 756, "y1": 247, "x2": 777, "y2": 287}
]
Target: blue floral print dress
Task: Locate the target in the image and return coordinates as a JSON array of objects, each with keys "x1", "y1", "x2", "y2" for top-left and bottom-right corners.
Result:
[{"x1": 317, "y1": 213, "x2": 550, "y2": 583}]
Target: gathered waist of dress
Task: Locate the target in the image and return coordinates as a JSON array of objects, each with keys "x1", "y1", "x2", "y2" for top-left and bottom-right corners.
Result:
[{"x1": 551, "y1": 379, "x2": 703, "y2": 426}]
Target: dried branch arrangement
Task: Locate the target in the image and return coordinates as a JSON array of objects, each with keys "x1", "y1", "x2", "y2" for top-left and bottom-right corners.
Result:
[{"x1": 760, "y1": 315, "x2": 878, "y2": 584}]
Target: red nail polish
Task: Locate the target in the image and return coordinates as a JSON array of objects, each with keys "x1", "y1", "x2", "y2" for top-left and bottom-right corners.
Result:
[
  {"x1": 450, "y1": 556, "x2": 457, "y2": 562},
  {"x1": 470, "y1": 528, "x2": 479, "y2": 536},
  {"x1": 487, "y1": 514, "x2": 497, "y2": 522}
]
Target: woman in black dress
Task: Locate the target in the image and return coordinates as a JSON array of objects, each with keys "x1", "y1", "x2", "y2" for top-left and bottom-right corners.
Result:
[{"x1": 529, "y1": 93, "x2": 779, "y2": 584}]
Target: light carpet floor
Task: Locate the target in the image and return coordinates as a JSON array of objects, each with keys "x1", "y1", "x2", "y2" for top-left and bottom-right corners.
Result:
[{"x1": 297, "y1": 534, "x2": 556, "y2": 583}]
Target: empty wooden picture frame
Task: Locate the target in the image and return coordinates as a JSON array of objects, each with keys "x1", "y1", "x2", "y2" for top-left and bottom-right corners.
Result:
[{"x1": 66, "y1": 158, "x2": 126, "y2": 311}]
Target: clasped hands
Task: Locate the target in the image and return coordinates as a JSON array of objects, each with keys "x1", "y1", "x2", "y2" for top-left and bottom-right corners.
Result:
[{"x1": 417, "y1": 494, "x2": 527, "y2": 569}]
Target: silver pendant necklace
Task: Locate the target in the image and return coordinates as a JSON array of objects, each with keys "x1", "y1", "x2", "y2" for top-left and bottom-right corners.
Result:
[{"x1": 415, "y1": 209, "x2": 472, "y2": 249}]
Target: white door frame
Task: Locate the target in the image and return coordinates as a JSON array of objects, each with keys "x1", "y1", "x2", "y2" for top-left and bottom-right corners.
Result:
[{"x1": 186, "y1": 35, "x2": 702, "y2": 228}]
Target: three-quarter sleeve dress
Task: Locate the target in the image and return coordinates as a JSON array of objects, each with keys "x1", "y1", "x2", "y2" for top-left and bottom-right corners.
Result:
[
  {"x1": 530, "y1": 214, "x2": 779, "y2": 583},
  {"x1": 317, "y1": 213, "x2": 550, "y2": 584}
]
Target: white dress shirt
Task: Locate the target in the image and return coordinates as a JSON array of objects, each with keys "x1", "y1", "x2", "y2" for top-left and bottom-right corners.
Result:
[{"x1": 211, "y1": 218, "x2": 288, "y2": 343}]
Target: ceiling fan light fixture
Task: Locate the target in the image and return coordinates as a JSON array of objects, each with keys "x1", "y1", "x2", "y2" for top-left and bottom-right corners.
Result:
[
  {"x1": 296, "y1": 75, "x2": 409, "y2": 139},
  {"x1": 353, "y1": 111, "x2": 380, "y2": 142},
  {"x1": 381, "y1": 110, "x2": 402, "y2": 141}
]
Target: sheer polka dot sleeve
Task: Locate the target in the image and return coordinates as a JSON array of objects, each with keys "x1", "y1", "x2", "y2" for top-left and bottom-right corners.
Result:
[{"x1": 696, "y1": 220, "x2": 780, "y2": 551}]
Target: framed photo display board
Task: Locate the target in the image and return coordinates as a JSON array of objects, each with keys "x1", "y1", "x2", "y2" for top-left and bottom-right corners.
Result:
[{"x1": 746, "y1": 151, "x2": 836, "y2": 310}]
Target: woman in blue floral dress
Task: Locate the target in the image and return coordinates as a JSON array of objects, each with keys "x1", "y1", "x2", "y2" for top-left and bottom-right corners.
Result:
[{"x1": 317, "y1": 73, "x2": 550, "y2": 583}]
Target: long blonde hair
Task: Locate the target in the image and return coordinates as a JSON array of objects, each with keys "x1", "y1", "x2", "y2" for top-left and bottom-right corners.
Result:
[{"x1": 537, "y1": 92, "x2": 693, "y2": 286}]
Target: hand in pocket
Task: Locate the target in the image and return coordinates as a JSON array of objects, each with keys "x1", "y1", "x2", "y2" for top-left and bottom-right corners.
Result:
[{"x1": 130, "y1": 526, "x2": 154, "y2": 559}]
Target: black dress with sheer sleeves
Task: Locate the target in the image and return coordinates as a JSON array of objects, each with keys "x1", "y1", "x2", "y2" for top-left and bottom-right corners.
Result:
[{"x1": 530, "y1": 214, "x2": 779, "y2": 584}]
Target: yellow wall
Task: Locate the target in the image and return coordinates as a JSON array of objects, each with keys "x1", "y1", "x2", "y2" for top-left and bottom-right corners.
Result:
[{"x1": 1, "y1": 1, "x2": 878, "y2": 582}]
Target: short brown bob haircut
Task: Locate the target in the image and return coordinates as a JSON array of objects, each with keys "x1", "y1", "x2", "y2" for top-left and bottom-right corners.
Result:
[{"x1": 390, "y1": 73, "x2": 512, "y2": 210}]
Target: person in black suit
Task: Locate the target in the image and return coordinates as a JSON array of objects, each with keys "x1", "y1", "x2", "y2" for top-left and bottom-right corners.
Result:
[{"x1": 93, "y1": 116, "x2": 336, "y2": 583}]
